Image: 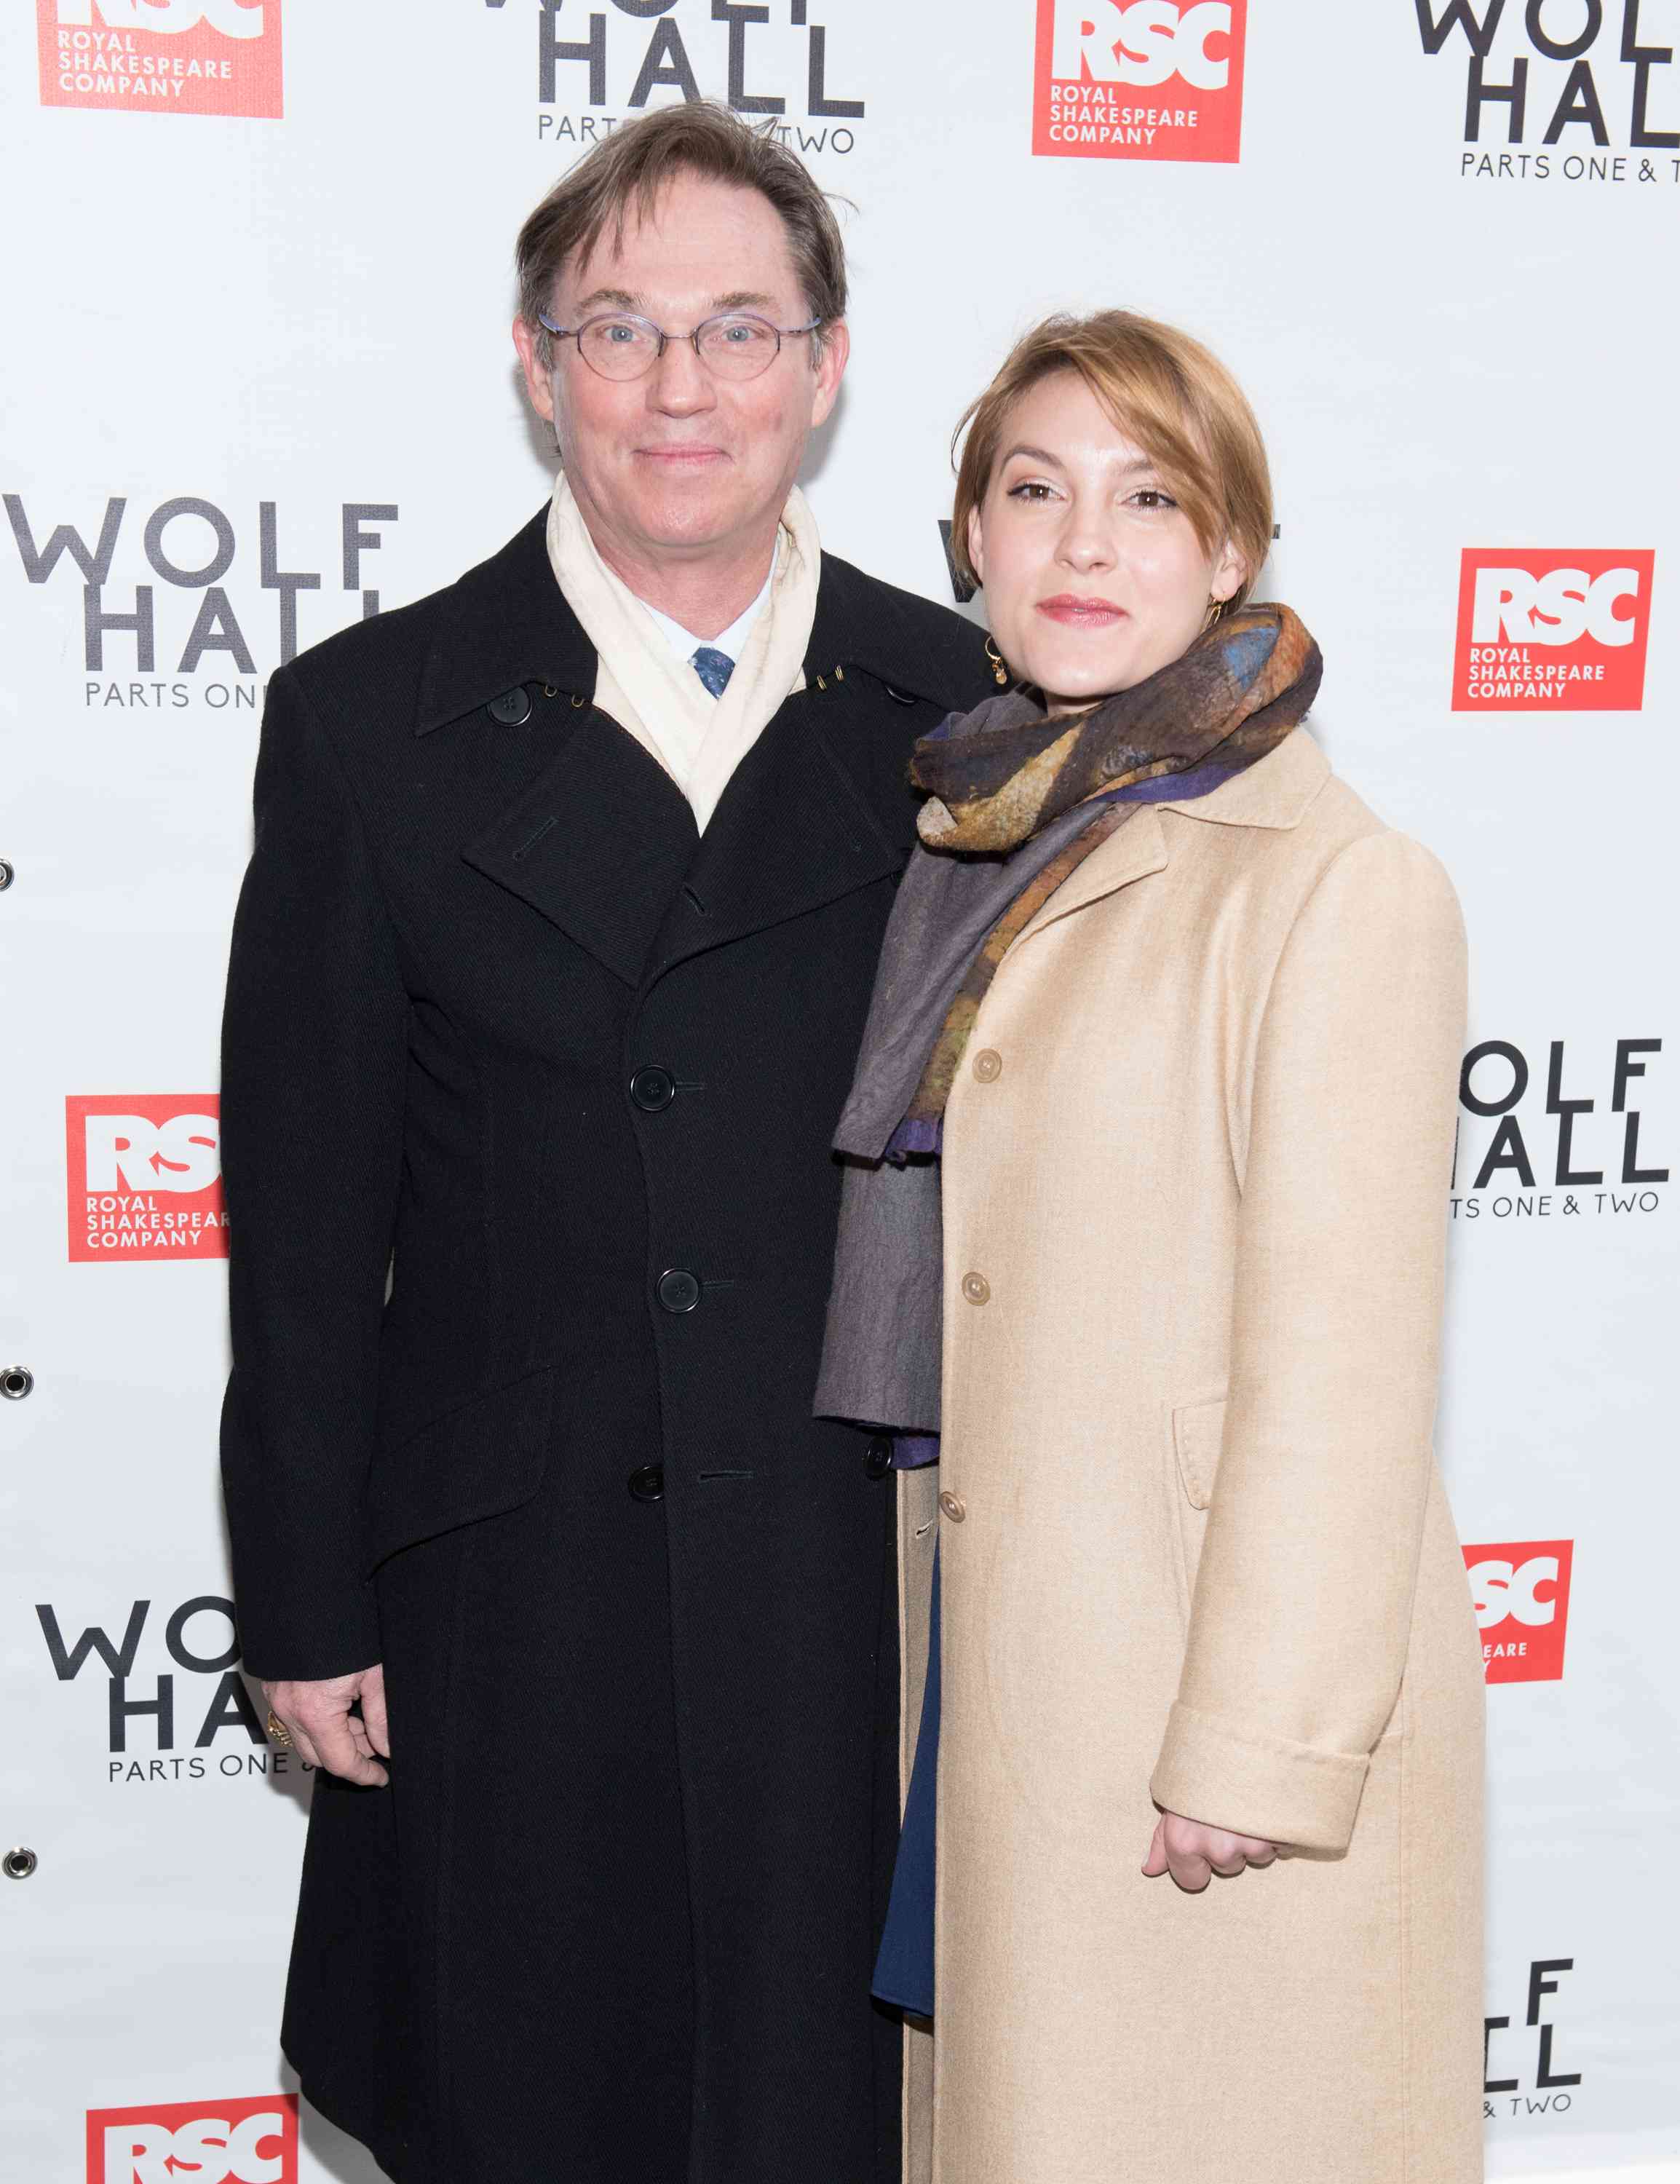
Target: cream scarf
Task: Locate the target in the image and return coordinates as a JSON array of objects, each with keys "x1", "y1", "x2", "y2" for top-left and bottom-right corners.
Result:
[{"x1": 544, "y1": 467, "x2": 820, "y2": 831}]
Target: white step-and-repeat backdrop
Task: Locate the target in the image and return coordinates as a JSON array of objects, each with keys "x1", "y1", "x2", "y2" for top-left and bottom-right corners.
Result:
[{"x1": 4, "y1": 4, "x2": 1676, "y2": 2180}]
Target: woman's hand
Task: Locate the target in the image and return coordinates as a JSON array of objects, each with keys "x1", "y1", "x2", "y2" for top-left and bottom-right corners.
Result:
[{"x1": 1142, "y1": 1809, "x2": 1278, "y2": 1893}]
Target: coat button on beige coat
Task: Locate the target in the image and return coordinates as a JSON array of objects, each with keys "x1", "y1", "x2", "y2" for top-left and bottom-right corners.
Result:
[
  {"x1": 972, "y1": 1048, "x2": 1002, "y2": 1082},
  {"x1": 938, "y1": 1489, "x2": 967, "y2": 1523},
  {"x1": 960, "y1": 1271, "x2": 990, "y2": 1305}
]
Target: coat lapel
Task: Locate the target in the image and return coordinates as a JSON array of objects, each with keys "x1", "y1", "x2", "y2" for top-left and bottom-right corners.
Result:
[
  {"x1": 645, "y1": 548, "x2": 978, "y2": 982},
  {"x1": 1008, "y1": 729, "x2": 1331, "y2": 953},
  {"x1": 430, "y1": 520, "x2": 983, "y2": 991},
  {"x1": 414, "y1": 508, "x2": 590, "y2": 730},
  {"x1": 648, "y1": 684, "x2": 903, "y2": 981},
  {"x1": 421, "y1": 508, "x2": 697, "y2": 989},
  {"x1": 1009, "y1": 806, "x2": 1170, "y2": 951},
  {"x1": 461, "y1": 711, "x2": 698, "y2": 988}
]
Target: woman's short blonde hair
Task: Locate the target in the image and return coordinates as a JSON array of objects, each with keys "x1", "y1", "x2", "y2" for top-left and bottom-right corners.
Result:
[{"x1": 951, "y1": 309, "x2": 1273, "y2": 604}]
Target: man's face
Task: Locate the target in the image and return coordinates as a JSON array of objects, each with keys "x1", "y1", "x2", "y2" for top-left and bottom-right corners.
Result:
[{"x1": 514, "y1": 173, "x2": 848, "y2": 569}]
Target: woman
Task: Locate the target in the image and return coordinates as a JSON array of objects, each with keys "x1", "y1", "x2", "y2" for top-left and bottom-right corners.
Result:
[{"x1": 816, "y1": 312, "x2": 1484, "y2": 2183}]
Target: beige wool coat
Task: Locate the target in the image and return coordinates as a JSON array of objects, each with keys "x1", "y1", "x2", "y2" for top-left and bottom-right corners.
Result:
[{"x1": 896, "y1": 726, "x2": 1485, "y2": 2184}]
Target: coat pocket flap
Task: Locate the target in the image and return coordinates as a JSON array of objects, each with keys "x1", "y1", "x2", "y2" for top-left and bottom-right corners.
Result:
[
  {"x1": 1171, "y1": 1395, "x2": 1228, "y2": 1511},
  {"x1": 363, "y1": 1364, "x2": 557, "y2": 1572}
]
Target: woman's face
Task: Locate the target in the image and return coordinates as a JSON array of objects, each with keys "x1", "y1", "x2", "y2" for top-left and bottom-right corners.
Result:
[{"x1": 967, "y1": 370, "x2": 1247, "y2": 711}]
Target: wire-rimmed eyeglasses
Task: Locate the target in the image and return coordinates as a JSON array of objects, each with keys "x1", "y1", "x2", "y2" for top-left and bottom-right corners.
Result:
[{"x1": 538, "y1": 308, "x2": 822, "y2": 384}]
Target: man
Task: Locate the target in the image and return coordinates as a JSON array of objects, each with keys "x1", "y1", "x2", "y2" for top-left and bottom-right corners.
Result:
[{"x1": 220, "y1": 103, "x2": 991, "y2": 2184}]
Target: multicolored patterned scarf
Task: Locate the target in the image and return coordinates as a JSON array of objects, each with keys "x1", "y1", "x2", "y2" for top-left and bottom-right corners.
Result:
[
  {"x1": 896, "y1": 603, "x2": 1321, "y2": 1135},
  {"x1": 812, "y1": 604, "x2": 1321, "y2": 1439}
]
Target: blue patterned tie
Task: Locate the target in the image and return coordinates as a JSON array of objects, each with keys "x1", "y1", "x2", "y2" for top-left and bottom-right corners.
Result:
[{"x1": 691, "y1": 646, "x2": 735, "y2": 698}]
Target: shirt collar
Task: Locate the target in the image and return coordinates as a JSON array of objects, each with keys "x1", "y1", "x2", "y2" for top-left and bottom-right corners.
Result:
[{"x1": 636, "y1": 549, "x2": 777, "y2": 671}]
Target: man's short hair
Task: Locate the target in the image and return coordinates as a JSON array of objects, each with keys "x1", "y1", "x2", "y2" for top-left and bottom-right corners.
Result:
[{"x1": 517, "y1": 103, "x2": 847, "y2": 368}]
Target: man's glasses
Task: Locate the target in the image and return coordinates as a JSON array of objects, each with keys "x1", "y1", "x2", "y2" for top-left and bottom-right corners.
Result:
[{"x1": 539, "y1": 309, "x2": 822, "y2": 384}]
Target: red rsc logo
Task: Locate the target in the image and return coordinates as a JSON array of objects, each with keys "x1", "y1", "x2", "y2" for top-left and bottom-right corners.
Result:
[
  {"x1": 1453, "y1": 549, "x2": 1655, "y2": 712},
  {"x1": 88, "y1": 2095, "x2": 297, "y2": 2184},
  {"x1": 1033, "y1": 0, "x2": 1245, "y2": 163},
  {"x1": 37, "y1": 0, "x2": 283, "y2": 121},
  {"x1": 1464, "y1": 1540, "x2": 1574, "y2": 1684},
  {"x1": 66, "y1": 1094, "x2": 228, "y2": 1262}
]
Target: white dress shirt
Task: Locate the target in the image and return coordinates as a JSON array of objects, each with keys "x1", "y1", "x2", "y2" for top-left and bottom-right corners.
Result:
[{"x1": 638, "y1": 559, "x2": 775, "y2": 681}]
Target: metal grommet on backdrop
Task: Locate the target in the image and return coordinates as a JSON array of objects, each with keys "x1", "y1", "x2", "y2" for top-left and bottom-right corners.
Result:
[
  {"x1": 4, "y1": 1847, "x2": 38, "y2": 1880},
  {"x1": 1, "y1": 1366, "x2": 35, "y2": 1401},
  {"x1": 0, "y1": 858, "x2": 15, "y2": 891}
]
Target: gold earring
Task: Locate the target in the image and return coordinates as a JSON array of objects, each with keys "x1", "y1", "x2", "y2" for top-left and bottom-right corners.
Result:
[
  {"x1": 1202, "y1": 596, "x2": 1229, "y2": 633},
  {"x1": 984, "y1": 635, "x2": 1010, "y2": 687}
]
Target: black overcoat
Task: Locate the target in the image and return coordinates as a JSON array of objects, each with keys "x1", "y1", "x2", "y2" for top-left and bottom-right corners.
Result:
[{"x1": 218, "y1": 509, "x2": 992, "y2": 2184}]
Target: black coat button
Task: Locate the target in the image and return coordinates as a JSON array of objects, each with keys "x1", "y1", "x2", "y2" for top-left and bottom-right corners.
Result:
[
  {"x1": 864, "y1": 1435, "x2": 894, "y2": 1481},
  {"x1": 630, "y1": 1067, "x2": 677, "y2": 1113},
  {"x1": 657, "y1": 1268, "x2": 701, "y2": 1314},
  {"x1": 487, "y1": 686, "x2": 533, "y2": 727},
  {"x1": 627, "y1": 1465, "x2": 665, "y2": 1503}
]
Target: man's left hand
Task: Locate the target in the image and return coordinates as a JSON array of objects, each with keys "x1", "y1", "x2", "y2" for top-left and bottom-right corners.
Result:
[{"x1": 262, "y1": 1663, "x2": 390, "y2": 1787}]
